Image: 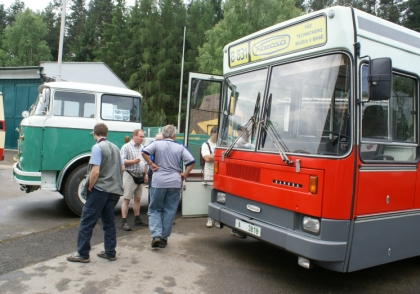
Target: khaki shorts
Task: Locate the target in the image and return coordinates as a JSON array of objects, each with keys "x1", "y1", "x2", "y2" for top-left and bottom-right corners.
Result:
[{"x1": 123, "y1": 171, "x2": 143, "y2": 200}]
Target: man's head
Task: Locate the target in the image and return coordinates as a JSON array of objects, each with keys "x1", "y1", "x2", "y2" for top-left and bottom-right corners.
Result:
[
  {"x1": 209, "y1": 126, "x2": 218, "y2": 143},
  {"x1": 162, "y1": 125, "x2": 177, "y2": 139},
  {"x1": 132, "y1": 129, "x2": 145, "y2": 146},
  {"x1": 93, "y1": 123, "x2": 108, "y2": 138},
  {"x1": 155, "y1": 133, "x2": 163, "y2": 140}
]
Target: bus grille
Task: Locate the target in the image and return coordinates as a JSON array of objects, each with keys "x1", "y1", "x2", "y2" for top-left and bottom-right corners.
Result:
[{"x1": 226, "y1": 163, "x2": 260, "y2": 182}]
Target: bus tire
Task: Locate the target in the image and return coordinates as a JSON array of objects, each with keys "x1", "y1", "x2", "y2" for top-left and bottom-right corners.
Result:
[{"x1": 64, "y1": 163, "x2": 88, "y2": 216}]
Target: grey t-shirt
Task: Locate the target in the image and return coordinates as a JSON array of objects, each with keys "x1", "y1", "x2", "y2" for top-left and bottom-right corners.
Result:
[{"x1": 142, "y1": 139, "x2": 195, "y2": 188}]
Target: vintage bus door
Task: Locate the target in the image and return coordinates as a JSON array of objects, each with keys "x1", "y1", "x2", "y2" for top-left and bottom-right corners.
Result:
[{"x1": 182, "y1": 73, "x2": 223, "y2": 217}]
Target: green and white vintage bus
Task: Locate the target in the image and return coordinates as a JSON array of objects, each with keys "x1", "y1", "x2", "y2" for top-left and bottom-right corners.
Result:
[{"x1": 13, "y1": 82, "x2": 142, "y2": 215}]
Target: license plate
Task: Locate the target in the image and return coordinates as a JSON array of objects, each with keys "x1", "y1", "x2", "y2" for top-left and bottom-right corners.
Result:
[{"x1": 235, "y1": 219, "x2": 261, "y2": 237}]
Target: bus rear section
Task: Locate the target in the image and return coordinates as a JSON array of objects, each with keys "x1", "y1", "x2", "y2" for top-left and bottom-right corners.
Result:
[
  {"x1": 198, "y1": 6, "x2": 420, "y2": 272},
  {"x1": 0, "y1": 93, "x2": 4, "y2": 161}
]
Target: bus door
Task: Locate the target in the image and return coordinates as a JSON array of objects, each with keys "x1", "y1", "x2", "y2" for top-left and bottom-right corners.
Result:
[
  {"x1": 182, "y1": 73, "x2": 223, "y2": 217},
  {"x1": 350, "y1": 66, "x2": 418, "y2": 271},
  {"x1": 0, "y1": 93, "x2": 4, "y2": 161}
]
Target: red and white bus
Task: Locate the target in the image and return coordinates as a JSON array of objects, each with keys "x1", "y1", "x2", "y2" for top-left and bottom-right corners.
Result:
[{"x1": 182, "y1": 6, "x2": 420, "y2": 272}]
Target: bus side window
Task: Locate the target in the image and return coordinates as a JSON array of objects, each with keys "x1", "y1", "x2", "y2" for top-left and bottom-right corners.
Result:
[
  {"x1": 360, "y1": 70, "x2": 417, "y2": 162},
  {"x1": 53, "y1": 91, "x2": 95, "y2": 118}
]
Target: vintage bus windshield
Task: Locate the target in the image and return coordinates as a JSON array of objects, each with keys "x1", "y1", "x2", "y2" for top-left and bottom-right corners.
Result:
[
  {"x1": 30, "y1": 88, "x2": 51, "y2": 116},
  {"x1": 219, "y1": 54, "x2": 351, "y2": 157}
]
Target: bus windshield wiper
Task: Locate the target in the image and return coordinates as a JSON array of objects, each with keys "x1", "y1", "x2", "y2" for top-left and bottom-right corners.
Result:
[
  {"x1": 259, "y1": 119, "x2": 293, "y2": 165},
  {"x1": 224, "y1": 93, "x2": 260, "y2": 158},
  {"x1": 260, "y1": 94, "x2": 293, "y2": 165}
]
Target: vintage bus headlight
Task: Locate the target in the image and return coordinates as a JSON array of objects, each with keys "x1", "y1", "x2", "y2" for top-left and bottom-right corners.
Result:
[
  {"x1": 302, "y1": 216, "x2": 320, "y2": 234},
  {"x1": 217, "y1": 192, "x2": 226, "y2": 204}
]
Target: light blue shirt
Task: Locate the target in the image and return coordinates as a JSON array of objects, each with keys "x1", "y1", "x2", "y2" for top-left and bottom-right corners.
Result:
[{"x1": 142, "y1": 139, "x2": 195, "y2": 188}]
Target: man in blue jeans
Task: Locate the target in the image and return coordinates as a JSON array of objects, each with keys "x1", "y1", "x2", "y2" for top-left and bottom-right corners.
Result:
[
  {"x1": 67, "y1": 123, "x2": 124, "y2": 263},
  {"x1": 142, "y1": 125, "x2": 195, "y2": 249}
]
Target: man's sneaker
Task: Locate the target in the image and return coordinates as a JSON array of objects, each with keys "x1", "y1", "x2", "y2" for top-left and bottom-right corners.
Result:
[
  {"x1": 206, "y1": 217, "x2": 213, "y2": 228},
  {"x1": 121, "y1": 223, "x2": 131, "y2": 231},
  {"x1": 151, "y1": 237, "x2": 161, "y2": 249},
  {"x1": 134, "y1": 217, "x2": 149, "y2": 226},
  {"x1": 67, "y1": 252, "x2": 90, "y2": 263},
  {"x1": 159, "y1": 239, "x2": 167, "y2": 248},
  {"x1": 97, "y1": 251, "x2": 116, "y2": 261},
  {"x1": 231, "y1": 229, "x2": 247, "y2": 238}
]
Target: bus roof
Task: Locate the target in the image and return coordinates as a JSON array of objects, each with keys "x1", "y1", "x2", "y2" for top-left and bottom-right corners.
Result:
[{"x1": 40, "y1": 82, "x2": 142, "y2": 98}]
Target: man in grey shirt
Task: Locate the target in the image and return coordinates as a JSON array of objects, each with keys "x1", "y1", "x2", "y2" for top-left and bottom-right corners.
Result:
[{"x1": 142, "y1": 125, "x2": 195, "y2": 249}]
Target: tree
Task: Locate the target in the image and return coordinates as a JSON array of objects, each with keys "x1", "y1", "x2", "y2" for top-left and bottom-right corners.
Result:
[
  {"x1": 3, "y1": 8, "x2": 52, "y2": 66},
  {"x1": 197, "y1": 0, "x2": 302, "y2": 74},
  {"x1": 401, "y1": 0, "x2": 420, "y2": 32},
  {"x1": 42, "y1": 0, "x2": 62, "y2": 61},
  {"x1": 96, "y1": 0, "x2": 130, "y2": 81},
  {"x1": 5, "y1": 0, "x2": 25, "y2": 25},
  {"x1": 66, "y1": 0, "x2": 88, "y2": 60},
  {"x1": 185, "y1": 0, "x2": 223, "y2": 73},
  {"x1": 77, "y1": 0, "x2": 114, "y2": 61}
]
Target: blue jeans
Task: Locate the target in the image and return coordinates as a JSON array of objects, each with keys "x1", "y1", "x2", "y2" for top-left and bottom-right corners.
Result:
[
  {"x1": 77, "y1": 187, "x2": 118, "y2": 259},
  {"x1": 148, "y1": 187, "x2": 180, "y2": 240}
]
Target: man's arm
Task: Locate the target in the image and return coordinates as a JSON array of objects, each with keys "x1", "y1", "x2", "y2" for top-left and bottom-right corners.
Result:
[
  {"x1": 180, "y1": 163, "x2": 194, "y2": 181},
  {"x1": 88, "y1": 165, "x2": 100, "y2": 191},
  {"x1": 142, "y1": 153, "x2": 158, "y2": 171}
]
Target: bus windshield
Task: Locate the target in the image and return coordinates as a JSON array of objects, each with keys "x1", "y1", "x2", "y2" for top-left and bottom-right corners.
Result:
[
  {"x1": 219, "y1": 54, "x2": 351, "y2": 157},
  {"x1": 30, "y1": 88, "x2": 50, "y2": 116}
]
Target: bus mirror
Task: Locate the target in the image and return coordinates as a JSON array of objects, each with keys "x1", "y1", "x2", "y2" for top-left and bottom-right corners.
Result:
[{"x1": 369, "y1": 58, "x2": 392, "y2": 101}]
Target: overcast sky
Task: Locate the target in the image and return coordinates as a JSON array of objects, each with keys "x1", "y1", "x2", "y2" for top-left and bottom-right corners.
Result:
[{"x1": 1, "y1": 0, "x2": 135, "y2": 13}]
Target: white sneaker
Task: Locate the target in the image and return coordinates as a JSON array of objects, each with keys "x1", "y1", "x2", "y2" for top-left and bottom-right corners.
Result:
[{"x1": 206, "y1": 218, "x2": 213, "y2": 228}]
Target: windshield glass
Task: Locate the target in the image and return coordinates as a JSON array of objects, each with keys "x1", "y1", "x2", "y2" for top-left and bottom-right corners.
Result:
[
  {"x1": 218, "y1": 69, "x2": 267, "y2": 148},
  {"x1": 30, "y1": 88, "x2": 50, "y2": 116},
  {"x1": 218, "y1": 54, "x2": 351, "y2": 157}
]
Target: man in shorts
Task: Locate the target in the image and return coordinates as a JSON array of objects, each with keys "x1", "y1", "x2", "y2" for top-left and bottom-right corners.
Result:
[{"x1": 120, "y1": 129, "x2": 149, "y2": 231}]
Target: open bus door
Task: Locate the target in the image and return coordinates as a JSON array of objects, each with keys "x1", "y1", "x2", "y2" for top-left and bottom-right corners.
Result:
[
  {"x1": 182, "y1": 73, "x2": 223, "y2": 217},
  {"x1": 0, "y1": 93, "x2": 4, "y2": 161}
]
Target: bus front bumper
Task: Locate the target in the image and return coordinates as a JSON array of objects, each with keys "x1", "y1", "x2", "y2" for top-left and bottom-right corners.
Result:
[
  {"x1": 13, "y1": 162, "x2": 41, "y2": 186},
  {"x1": 209, "y1": 202, "x2": 347, "y2": 263}
]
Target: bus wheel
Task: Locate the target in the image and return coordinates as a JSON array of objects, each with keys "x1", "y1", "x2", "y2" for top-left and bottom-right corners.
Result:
[{"x1": 64, "y1": 163, "x2": 88, "y2": 216}]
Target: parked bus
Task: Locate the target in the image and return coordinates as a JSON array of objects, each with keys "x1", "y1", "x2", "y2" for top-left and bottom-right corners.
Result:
[
  {"x1": 13, "y1": 82, "x2": 142, "y2": 216},
  {"x1": 0, "y1": 92, "x2": 4, "y2": 161},
  {"x1": 182, "y1": 6, "x2": 420, "y2": 272}
]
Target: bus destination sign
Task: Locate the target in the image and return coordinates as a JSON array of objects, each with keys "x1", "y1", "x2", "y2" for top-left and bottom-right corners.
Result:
[{"x1": 229, "y1": 15, "x2": 327, "y2": 67}]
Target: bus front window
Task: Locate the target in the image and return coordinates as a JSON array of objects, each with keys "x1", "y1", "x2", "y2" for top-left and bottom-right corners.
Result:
[
  {"x1": 261, "y1": 54, "x2": 351, "y2": 156},
  {"x1": 31, "y1": 88, "x2": 50, "y2": 116},
  {"x1": 218, "y1": 69, "x2": 267, "y2": 148}
]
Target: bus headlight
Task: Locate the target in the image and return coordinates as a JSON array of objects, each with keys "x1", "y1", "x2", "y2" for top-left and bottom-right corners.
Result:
[
  {"x1": 302, "y1": 216, "x2": 320, "y2": 234},
  {"x1": 217, "y1": 192, "x2": 226, "y2": 204}
]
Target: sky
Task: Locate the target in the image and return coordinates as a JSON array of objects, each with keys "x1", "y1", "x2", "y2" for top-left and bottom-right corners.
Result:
[{"x1": 0, "y1": 0, "x2": 135, "y2": 13}]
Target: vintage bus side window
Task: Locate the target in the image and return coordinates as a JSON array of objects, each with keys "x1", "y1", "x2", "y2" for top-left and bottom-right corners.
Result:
[
  {"x1": 360, "y1": 66, "x2": 417, "y2": 162},
  {"x1": 101, "y1": 95, "x2": 140, "y2": 122},
  {"x1": 53, "y1": 91, "x2": 95, "y2": 118}
]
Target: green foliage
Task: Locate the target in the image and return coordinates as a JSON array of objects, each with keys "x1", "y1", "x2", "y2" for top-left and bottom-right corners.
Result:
[
  {"x1": 96, "y1": 0, "x2": 131, "y2": 81},
  {"x1": 3, "y1": 8, "x2": 52, "y2": 66},
  {"x1": 66, "y1": 0, "x2": 88, "y2": 61}
]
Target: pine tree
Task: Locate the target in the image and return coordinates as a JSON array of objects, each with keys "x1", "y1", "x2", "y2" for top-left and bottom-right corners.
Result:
[
  {"x1": 96, "y1": 0, "x2": 130, "y2": 81},
  {"x1": 77, "y1": 0, "x2": 114, "y2": 61},
  {"x1": 42, "y1": 0, "x2": 62, "y2": 61},
  {"x1": 67, "y1": 0, "x2": 88, "y2": 61}
]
